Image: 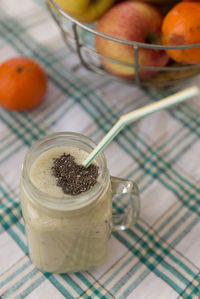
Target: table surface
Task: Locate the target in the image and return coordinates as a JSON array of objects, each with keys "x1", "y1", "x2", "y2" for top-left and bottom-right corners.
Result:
[{"x1": 0, "y1": 1, "x2": 200, "y2": 298}]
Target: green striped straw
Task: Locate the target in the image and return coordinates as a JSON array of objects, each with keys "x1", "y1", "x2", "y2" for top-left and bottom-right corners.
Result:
[{"x1": 83, "y1": 86, "x2": 199, "y2": 167}]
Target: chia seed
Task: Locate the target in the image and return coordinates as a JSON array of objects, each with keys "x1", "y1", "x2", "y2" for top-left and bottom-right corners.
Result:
[{"x1": 52, "y1": 153, "x2": 99, "y2": 195}]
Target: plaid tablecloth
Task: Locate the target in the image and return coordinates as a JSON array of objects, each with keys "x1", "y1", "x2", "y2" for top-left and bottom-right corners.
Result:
[{"x1": 0, "y1": 1, "x2": 200, "y2": 298}]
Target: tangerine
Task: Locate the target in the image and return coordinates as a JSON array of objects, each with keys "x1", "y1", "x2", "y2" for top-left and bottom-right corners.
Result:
[
  {"x1": 0, "y1": 57, "x2": 47, "y2": 111},
  {"x1": 162, "y1": 1, "x2": 200, "y2": 64}
]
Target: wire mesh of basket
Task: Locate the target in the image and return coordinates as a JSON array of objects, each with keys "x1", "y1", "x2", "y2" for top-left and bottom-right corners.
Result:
[{"x1": 47, "y1": 0, "x2": 200, "y2": 88}]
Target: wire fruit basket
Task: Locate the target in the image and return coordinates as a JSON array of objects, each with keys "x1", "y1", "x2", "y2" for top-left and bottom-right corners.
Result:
[{"x1": 47, "y1": 0, "x2": 200, "y2": 88}]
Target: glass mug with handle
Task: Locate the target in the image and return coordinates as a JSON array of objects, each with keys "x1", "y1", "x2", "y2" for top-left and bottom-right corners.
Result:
[{"x1": 20, "y1": 132, "x2": 140, "y2": 273}]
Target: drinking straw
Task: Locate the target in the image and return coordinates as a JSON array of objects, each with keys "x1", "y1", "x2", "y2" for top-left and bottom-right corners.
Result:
[{"x1": 83, "y1": 86, "x2": 199, "y2": 167}]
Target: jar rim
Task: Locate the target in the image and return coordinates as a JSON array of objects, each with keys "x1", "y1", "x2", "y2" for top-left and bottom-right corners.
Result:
[{"x1": 21, "y1": 132, "x2": 109, "y2": 212}]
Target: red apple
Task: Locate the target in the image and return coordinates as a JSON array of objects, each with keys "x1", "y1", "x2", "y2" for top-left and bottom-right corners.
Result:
[{"x1": 95, "y1": 1, "x2": 170, "y2": 80}]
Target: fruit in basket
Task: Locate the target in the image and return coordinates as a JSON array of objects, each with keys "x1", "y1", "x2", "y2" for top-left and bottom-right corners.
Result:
[
  {"x1": 53, "y1": 0, "x2": 115, "y2": 23},
  {"x1": 0, "y1": 57, "x2": 47, "y2": 111},
  {"x1": 95, "y1": 1, "x2": 170, "y2": 80},
  {"x1": 115, "y1": 0, "x2": 173, "y2": 3},
  {"x1": 162, "y1": 1, "x2": 200, "y2": 64},
  {"x1": 131, "y1": 0, "x2": 174, "y2": 4}
]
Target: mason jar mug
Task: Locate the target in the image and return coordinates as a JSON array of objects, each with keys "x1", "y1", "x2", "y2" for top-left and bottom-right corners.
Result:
[{"x1": 20, "y1": 132, "x2": 140, "y2": 273}]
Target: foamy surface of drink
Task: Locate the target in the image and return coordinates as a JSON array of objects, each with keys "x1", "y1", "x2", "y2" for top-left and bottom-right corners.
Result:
[{"x1": 30, "y1": 147, "x2": 92, "y2": 197}]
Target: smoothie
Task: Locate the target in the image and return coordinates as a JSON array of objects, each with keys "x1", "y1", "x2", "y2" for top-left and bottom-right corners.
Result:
[{"x1": 20, "y1": 146, "x2": 112, "y2": 273}]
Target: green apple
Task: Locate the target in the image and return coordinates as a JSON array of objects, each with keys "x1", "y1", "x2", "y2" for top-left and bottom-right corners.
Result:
[{"x1": 53, "y1": 0, "x2": 115, "y2": 23}]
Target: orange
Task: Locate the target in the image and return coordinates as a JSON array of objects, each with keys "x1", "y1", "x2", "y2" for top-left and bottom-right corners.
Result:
[
  {"x1": 162, "y1": 1, "x2": 200, "y2": 64},
  {"x1": 0, "y1": 57, "x2": 47, "y2": 111}
]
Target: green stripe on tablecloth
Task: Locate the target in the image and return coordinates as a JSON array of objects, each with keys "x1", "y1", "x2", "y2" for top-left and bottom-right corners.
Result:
[
  {"x1": 155, "y1": 203, "x2": 184, "y2": 233},
  {"x1": 2, "y1": 222, "x2": 27, "y2": 255},
  {"x1": 102, "y1": 244, "x2": 197, "y2": 299},
  {"x1": 0, "y1": 187, "x2": 21, "y2": 225},
  {"x1": 0, "y1": 185, "x2": 27, "y2": 252},
  {"x1": 0, "y1": 145, "x2": 25, "y2": 165},
  {"x1": 114, "y1": 134, "x2": 199, "y2": 212},
  {"x1": 104, "y1": 254, "x2": 145, "y2": 286},
  {"x1": 130, "y1": 128, "x2": 196, "y2": 189},
  {"x1": 110, "y1": 217, "x2": 199, "y2": 296},
  {"x1": 114, "y1": 228, "x2": 189, "y2": 294},
  {"x1": 161, "y1": 210, "x2": 197, "y2": 241},
  {"x1": 48, "y1": 275, "x2": 80, "y2": 299},
  {"x1": 4, "y1": 109, "x2": 46, "y2": 140},
  {"x1": 0, "y1": 98, "x2": 75, "y2": 164},
  {"x1": 0, "y1": 259, "x2": 46, "y2": 299},
  {"x1": 77, "y1": 274, "x2": 113, "y2": 298},
  {"x1": 118, "y1": 92, "x2": 200, "y2": 160},
  {"x1": 59, "y1": 274, "x2": 84, "y2": 296},
  {"x1": 2, "y1": 268, "x2": 39, "y2": 298},
  {"x1": 170, "y1": 107, "x2": 199, "y2": 136},
  {"x1": 173, "y1": 135, "x2": 199, "y2": 161},
  {"x1": 0, "y1": 112, "x2": 32, "y2": 146},
  {"x1": 110, "y1": 259, "x2": 149, "y2": 298},
  {"x1": 0, "y1": 259, "x2": 31, "y2": 292},
  {"x1": 55, "y1": 272, "x2": 114, "y2": 298},
  {"x1": 114, "y1": 232, "x2": 183, "y2": 294},
  {"x1": 0, "y1": 132, "x2": 14, "y2": 147},
  {"x1": 14, "y1": 275, "x2": 45, "y2": 299},
  {"x1": 181, "y1": 273, "x2": 200, "y2": 298},
  {"x1": 171, "y1": 218, "x2": 199, "y2": 247},
  {"x1": 144, "y1": 88, "x2": 200, "y2": 160},
  {"x1": 3, "y1": 269, "x2": 50, "y2": 299},
  {"x1": 6, "y1": 226, "x2": 27, "y2": 254},
  {"x1": 0, "y1": 135, "x2": 21, "y2": 158},
  {"x1": 134, "y1": 221, "x2": 198, "y2": 277}
]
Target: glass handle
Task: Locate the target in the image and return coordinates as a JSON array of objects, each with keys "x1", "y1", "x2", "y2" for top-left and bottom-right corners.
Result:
[{"x1": 111, "y1": 176, "x2": 140, "y2": 231}]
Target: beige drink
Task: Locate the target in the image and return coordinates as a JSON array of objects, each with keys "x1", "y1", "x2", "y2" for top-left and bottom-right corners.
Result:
[
  {"x1": 20, "y1": 132, "x2": 139, "y2": 273},
  {"x1": 21, "y1": 148, "x2": 111, "y2": 273}
]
